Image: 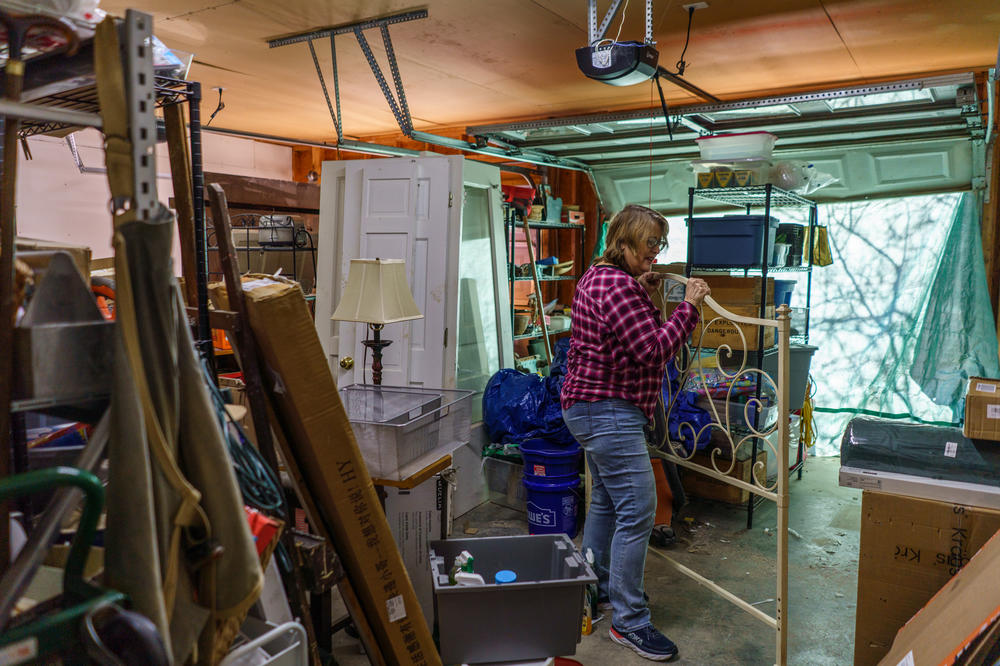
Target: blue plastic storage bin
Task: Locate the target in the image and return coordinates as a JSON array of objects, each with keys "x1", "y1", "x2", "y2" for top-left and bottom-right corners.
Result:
[{"x1": 687, "y1": 215, "x2": 779, "y2": 267}]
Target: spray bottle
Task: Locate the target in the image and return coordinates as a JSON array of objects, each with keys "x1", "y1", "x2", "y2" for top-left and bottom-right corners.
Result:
[{"x1": 448, "y1": 550, "x2": 475, "y2": 585}]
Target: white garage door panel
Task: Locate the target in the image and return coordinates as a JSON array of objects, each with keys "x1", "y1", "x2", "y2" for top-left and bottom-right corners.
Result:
[
  {"x1": 594, "y1": 137, "x2": 974, "y2": 215},
  {"x1": 612, "y1": 172, "x2": 675, "y2": 210},
  {"x1": 802, "y1": 158, "x2": 849, "y2": 194},
  {"x1": 873, "y1": 152, "x2": 951, "y2": 184}
]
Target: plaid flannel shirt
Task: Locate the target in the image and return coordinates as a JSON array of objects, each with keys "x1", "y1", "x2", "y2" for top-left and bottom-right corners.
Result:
[{"x1": 560, "y1": 264, "x2": 699, "y2": 422}]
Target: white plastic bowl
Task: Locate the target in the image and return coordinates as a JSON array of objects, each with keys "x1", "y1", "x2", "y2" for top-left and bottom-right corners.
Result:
[{"x1": 696, "y1": 131, "x2": 778, "y2": 161}]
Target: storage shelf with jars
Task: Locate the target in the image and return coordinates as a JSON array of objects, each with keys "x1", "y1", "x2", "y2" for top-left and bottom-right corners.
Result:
[{"x1": 503, "y1": 204, "x2": 585, "y2": 375}]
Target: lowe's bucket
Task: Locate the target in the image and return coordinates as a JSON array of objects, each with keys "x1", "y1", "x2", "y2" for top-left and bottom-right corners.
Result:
[
  {"x1": 519, "y1": 439, "x2": 581, "y2": 478},
  {"x1": 523, "y1": 473, "x2": 580, "y2": 538}
]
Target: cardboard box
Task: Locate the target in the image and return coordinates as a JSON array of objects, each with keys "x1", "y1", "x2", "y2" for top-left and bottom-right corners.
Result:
[
  {"x1": 680, "y1": 449, "x2": 766, "y2": 505},
  {"x1": 964, "y1": 376, "x2": 1000, "y2": 441},
  {"x1": 661, "y1": 275, "x2": 775, "y2": 350},
  {"x1": 218, "y1": 375, "x2": 256, "y2": 446},
  {"x1": 854, "y1": 491, "x2": 1000, "y2": 666},
  {"x1": 383, "y1": 474, "x2": 452, "y2": 624},
  {"x1": 665, "y1": 301, "x2": 775, "y2": 351},
  {"x1": 878, "y1": 529, "x2": 1000, "y2": 666},
  {"x1": 212, "y1": 275, "x2": 440, "y2": 666},
  {"x1": 663, "y1": 275, "x2": 774, "y2": 306},
  {"x1": 15, "y1": 237, "x2": 92, "y2": 278}
]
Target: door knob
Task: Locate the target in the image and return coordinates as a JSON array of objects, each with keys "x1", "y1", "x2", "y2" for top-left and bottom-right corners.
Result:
[{"x1": 340, "y1": 356, "x2": 354, "y2": 370}]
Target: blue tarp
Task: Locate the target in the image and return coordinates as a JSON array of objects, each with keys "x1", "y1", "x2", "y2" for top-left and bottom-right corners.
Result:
[
  {"x1": 665, "y1": 364, "x2": 712, "y2": 453},
  {"x1": 483, "y1": 338, "x2": 575, "y2": 447}
]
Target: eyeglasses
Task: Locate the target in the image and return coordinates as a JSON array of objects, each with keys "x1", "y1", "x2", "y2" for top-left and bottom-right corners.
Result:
[{"x1": 645, "y1": 237, "x2": 669, "y2": 252}]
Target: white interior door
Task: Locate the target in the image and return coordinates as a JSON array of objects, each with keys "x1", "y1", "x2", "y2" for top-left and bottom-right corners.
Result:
[
  {"x1": 336, "y1": 157, "x2": 452, "y2": 388},
  {"x1": 314, "y1": 161, "x2": 346, "y2": 372}
]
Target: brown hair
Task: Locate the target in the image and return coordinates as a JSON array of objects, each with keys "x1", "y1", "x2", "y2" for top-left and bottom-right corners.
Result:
[{"x1": 600, "y1": 204, "x2": 668, "y2": 271}]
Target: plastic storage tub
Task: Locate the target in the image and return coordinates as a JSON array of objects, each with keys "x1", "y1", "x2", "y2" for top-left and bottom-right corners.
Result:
[
  {"x1": 761, "y1": 344, "x2": 817, "y2": 411},
  {"x1": 695, "y1": 131, "x2": 777, "y2": 161},
  {"x1": 430, "y1": 534, "x2": 597, "y2": 664},
  {"x1": 482, "y1": 456, "x2": 527, "y2": 511},
  {"x1": 688, "y1": 215, "x2": 779, "y2": 267},
  {"x1": 714, "y1": 343, "x2": 817, "y2": 413},
  {"x1": 340, "y1": 384, "x2": 474, "y2": 480},
  {"x1": 691, "y1": 158, "x2": 772, "y2": 188}
]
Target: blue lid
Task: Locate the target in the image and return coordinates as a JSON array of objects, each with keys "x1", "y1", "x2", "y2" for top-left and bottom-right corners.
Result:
[{"x1": 494, "y1": 569, "x2": 517, "y2": 584}]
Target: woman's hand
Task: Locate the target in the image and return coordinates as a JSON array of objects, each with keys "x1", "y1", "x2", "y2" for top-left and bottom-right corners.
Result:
[
  {"x1": 684, "y1": 278, "x2": 710, "y2": 307},
  {"x1": 638, "y1": 271, "x2": 664, "y2": 294}
]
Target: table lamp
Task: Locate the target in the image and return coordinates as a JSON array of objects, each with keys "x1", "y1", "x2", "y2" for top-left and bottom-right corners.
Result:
[{"x1": 331, "y1": 258, "x2": 423, "y2": 385}]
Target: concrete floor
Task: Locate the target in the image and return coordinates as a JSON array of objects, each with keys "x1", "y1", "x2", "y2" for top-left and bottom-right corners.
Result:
[{"x1": 332, "y1": 456, "x2": 861, "y2": 665}]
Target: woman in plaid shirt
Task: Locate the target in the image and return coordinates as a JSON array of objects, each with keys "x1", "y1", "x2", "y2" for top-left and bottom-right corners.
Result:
[{"x1": 561, "y1": 204, "x2": 710, "y2": 662}]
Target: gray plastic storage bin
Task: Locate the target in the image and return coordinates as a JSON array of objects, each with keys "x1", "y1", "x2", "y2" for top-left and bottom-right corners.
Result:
[
  {"x1": 430, "y1": 534, "x2": 596, "y2": 664},
  {"x1": 761, "y1": 343, "x2": 817, "y2": 411},
  {"x1": 718, "y1": 343, "x2": 817, "y2": 412}
]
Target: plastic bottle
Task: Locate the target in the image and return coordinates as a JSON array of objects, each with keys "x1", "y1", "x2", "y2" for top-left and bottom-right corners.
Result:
[
  {"x1": 454, "y1": 571, "x2": 485, "y2": 586},
  {"x1": 448, "y1": 550, "x2": 475, "y2": 585}
]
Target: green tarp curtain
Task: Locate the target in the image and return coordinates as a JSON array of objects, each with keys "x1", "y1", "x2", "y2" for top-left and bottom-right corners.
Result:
[{"x1": 791, "y1": 192, "x2": 999, "y2": 454}]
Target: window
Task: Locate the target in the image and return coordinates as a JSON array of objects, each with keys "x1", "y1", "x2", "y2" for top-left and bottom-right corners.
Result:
[{"x1": 456, "y1": 186, "x2": 503, "y2": 420}]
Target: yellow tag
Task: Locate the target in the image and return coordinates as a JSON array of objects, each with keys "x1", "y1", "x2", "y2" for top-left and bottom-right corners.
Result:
[
  {"x1": 6, "y1": 61, "x2": 24, "y2": 76},
  {"x1": 715, "y1": 170, "x2": 733, "y2": 187},
  {"x1": 696, "y1": 172, "x2": 715, "y2": 188},
  {"x1": 734, "y1": 170, "x2": 752, "y2": 187}
]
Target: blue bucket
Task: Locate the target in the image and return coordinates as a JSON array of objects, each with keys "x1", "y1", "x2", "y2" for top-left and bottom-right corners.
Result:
[
  {"x1": 523, "y1": 473, "x2": 580, "y2": 538},
  {"x1": 773, "y1": 279, "x2": 796, "y2": 306},
  {"x1": 519, "y1": 440, "x2": 581, "y2": 478}
]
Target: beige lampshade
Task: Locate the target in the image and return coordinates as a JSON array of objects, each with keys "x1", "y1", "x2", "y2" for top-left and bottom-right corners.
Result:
[{"x1": 331, "y1": 258, "x2": 423, "y2": 324}]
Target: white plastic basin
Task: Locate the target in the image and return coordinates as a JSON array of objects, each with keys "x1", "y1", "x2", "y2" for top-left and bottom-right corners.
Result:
[{"x1": 696, "y1": 131, "x2": 778, "y2": 161}]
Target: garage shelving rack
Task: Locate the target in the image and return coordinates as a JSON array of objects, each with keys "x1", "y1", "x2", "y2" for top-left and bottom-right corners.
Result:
[
  {"x1": 0, "y1": 9, "x2": 210, "y2": 556},
  {"x1": 503, "y1": 203, "x2": 585, "y2": 372},
  {"x1": 685, "y1": 183, "x2": 818, "y2": 527}
]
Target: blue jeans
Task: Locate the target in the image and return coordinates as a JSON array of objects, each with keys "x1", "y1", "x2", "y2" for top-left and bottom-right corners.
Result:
[{"x1": 563, "y1": 399, "x2": 655, "y2": 631}]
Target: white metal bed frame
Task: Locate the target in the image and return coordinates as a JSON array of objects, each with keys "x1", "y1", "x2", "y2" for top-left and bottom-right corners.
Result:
[{"x1": 649, "y1": 274, "x2": 791, "y2": 666}]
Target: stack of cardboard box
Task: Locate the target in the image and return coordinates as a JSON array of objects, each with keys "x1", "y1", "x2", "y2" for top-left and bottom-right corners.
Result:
[{"x1": 656, "y1": 272, "x2": 776, "y2": 351}]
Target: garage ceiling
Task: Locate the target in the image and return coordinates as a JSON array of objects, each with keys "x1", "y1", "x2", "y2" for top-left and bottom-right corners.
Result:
[{"x1": 98, "y1": 0, "x2": 1000, "y2": 144}]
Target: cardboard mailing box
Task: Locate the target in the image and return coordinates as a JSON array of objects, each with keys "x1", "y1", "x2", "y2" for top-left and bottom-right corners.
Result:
[
  {"x1": 964, "y1": 376, "x2": 1000, "y2": 441},
  {"x1": 210, "y1": 275, "x2": 440, "y2": 666},
  {"x1": 854, "y1": 490, "x2": 1000, "y2": 666},
  {"x1": 878, "y1": 529, "x2": 1000, "y2": 666}
]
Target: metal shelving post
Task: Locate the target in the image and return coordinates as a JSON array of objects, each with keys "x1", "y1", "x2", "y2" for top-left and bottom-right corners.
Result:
[
  {"x1": 503, "y1": 208, "x2": 586, "y2": 355},
  {"x1": 187, "y1": 80, "x2": 212, "y2": 358}
]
